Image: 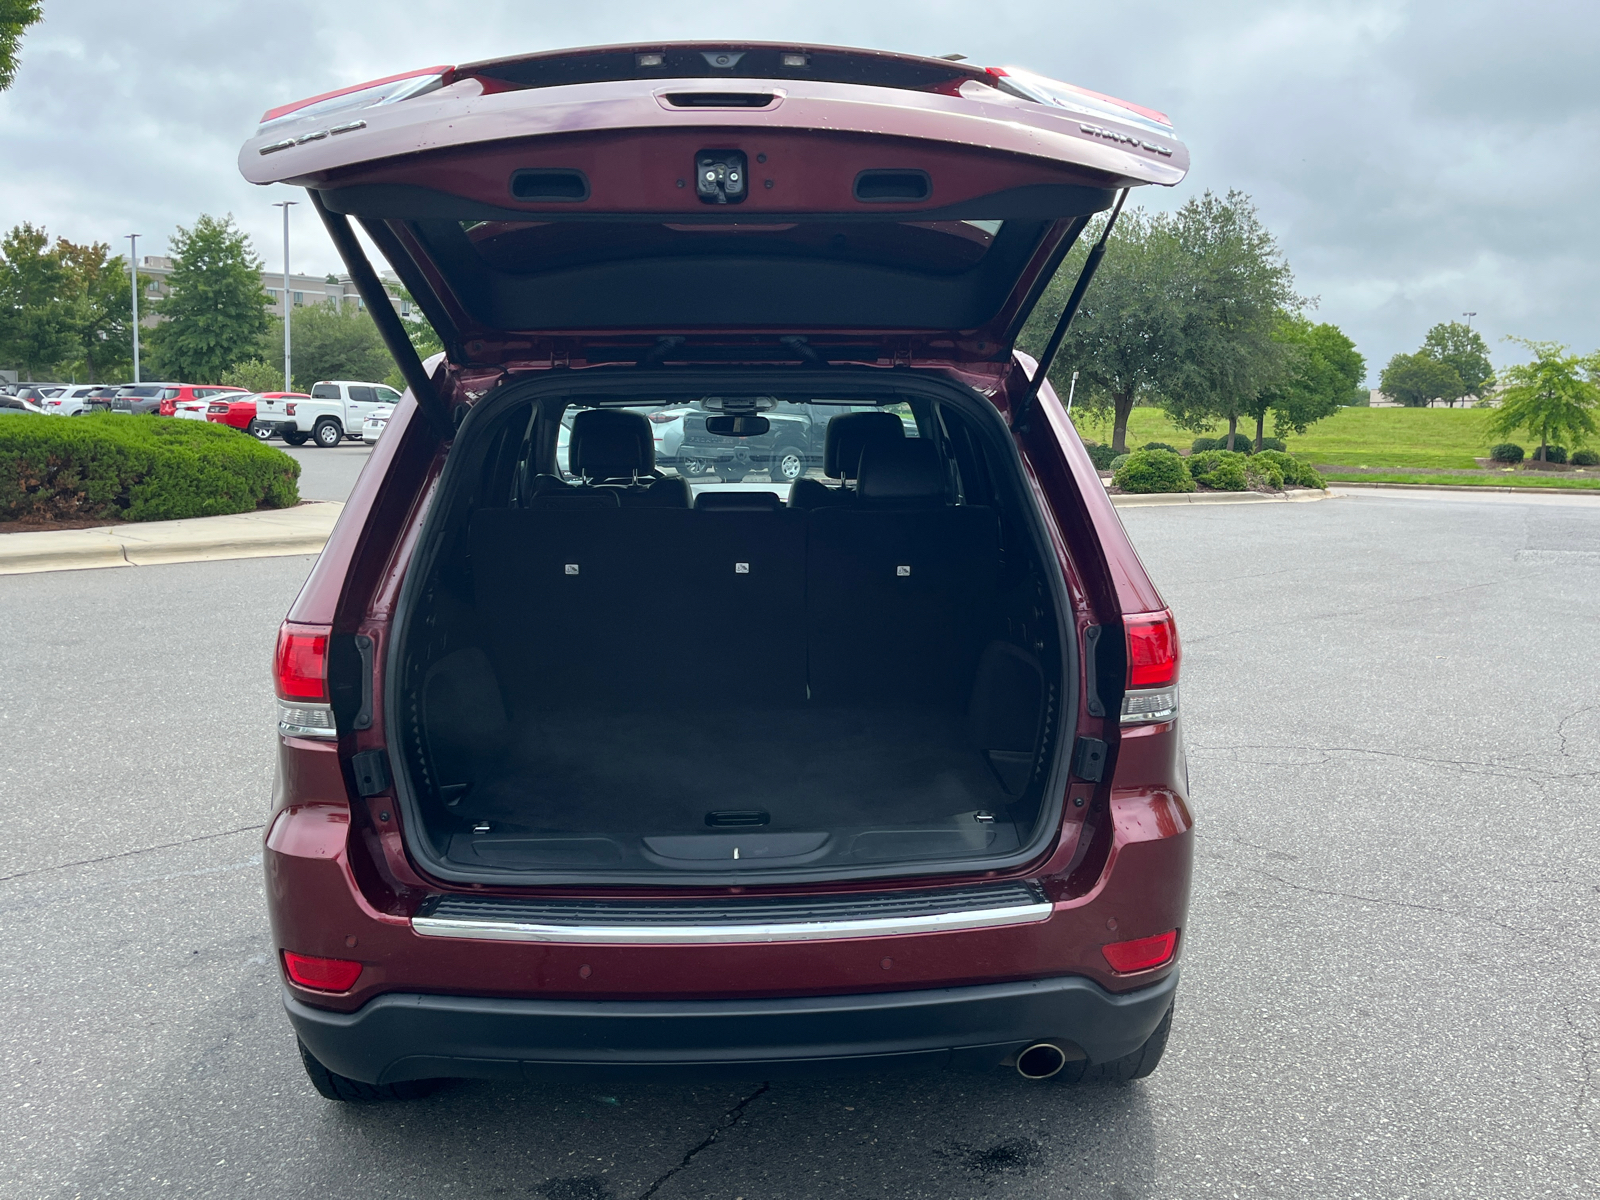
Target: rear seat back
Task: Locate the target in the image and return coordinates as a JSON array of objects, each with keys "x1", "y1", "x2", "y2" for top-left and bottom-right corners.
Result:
[{"x1": 805, "y1": 441, "x2": 999, "y2": 705}]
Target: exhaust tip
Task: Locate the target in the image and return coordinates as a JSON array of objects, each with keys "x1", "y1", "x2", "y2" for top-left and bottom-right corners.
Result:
[{"x1": 1016, "y1": 1042, "x2": 1068, "y2": 1080}]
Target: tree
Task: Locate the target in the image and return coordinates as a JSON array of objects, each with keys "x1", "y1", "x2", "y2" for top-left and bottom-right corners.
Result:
[
  {"x1": 1379, "y1": 352, "x2": 1464, "y2": 408},
  {"x1": 221, "y1": 358, "x2": 284, "y2": 393},
  {"x1": 0, "y1": 1, "x2": 42, "y2": 92},
  {"x1": 1248, "y1": 314, "x2": 1366, "y2": 448},
  {"x1": 55, "y1": 237, "x2": 133, "y2": 382},
  {"x1": 1488, "y1": 338, "x2": 1600, "y2": 462},
  {"x1": 0, "y1": 223, "x2": 78, "y2": 379},
  {"x1": 1421, "y1": 321, "x2": 1494, "y2": 405},
  {"x1": 1020, "y1": 208, "x2": 1189, "y2": 454},
  {"x1": 1156, "y1": 191, "x2": 1303, "y2": 452},
  {"x1": 145, "y1": 214, "x2": 271, "y2": 383},
  {"x1": 274, "y1": 303, "x2": 393, "y2": 390}
]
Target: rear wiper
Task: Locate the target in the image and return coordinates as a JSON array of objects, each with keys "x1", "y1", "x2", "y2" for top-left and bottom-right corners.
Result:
[{"x1": 1010, "y1": 188, "x2": 1127, "y2": 435}]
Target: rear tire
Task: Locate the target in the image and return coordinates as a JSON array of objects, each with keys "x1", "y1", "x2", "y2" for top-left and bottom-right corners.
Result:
[
  {"x1": 284, "y1": 431, "x2": 309, "y2": 446},
  {"x1": 769, "y1": 444, "x2": 806, "y2": 483},
  {"x1": 312, "y1": 419, "x2": 342, "y2": 448},
  {"x1": 297, "y1": 1039, "x2": 434, "y2": 1103},
  {"x1": 1065, "y1": 1001, "x2": 1174, "y2": 1084},
  {"x1": 249, "y1": 421, "x2": 272, "y2": 441},
  {"x1": 677, "y1": 456, "x2": 708, "y2": 478},
  {"x1": 715, "y1": 468, "x2": 747, "y2": 483}
]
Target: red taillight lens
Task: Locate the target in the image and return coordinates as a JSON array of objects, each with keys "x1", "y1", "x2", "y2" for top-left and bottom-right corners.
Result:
[
  {"x1": 647, "y1": 411, "x2": 676, "y2": 423},
  {"x1": 207, "y1": 403, "x2": 229, "y2": 413},
  {"x1": 275, "y1": 622, "x2": 329, "y2": 701},
  {"x1": 1102, "y1": 929, "x2": 1178, "y2": 973},
  {"x1": 1126, "y1": 610, "x2": 1179, "y2": 688},
  {"x1": 282, "y1": 951, "x2": 362, "y2": 992},
  {"x1": 285, "y1": 403, "x2": 296, "y2": 416}
]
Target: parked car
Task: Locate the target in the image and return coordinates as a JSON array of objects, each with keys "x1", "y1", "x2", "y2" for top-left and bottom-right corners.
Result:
[
  {"x1": 42, "y1": 384, "x2": 104, "y2": 416},
  {"x1": 244, "y1": 41, "x2": 1191, "y2": 1102},
  {"x1": 12, "y1": 385, "x2": 62, "y2": 407},
  {"x1": 109, "y1": 383, "x2": 181, "y2": 415},
  {"x1": 160, "y1": 384, "x2": 248, "y2": 417},
  {"x1": 204, "y1": 393, "x2": 266, "y2": 432},
  {"x1": 361, "y1": 404, "x2": 394, "y2": 444},
  {"x1": 676, "y1": 401, "x2": 909, "y2": 482},
  {"x1": 256, "y1": 380, "x2": 402, "y2": 447},
  {"x1": 81, "y1": 384, "x2": 126, "y2": 413},
  {"x1": 0, "y1": 394, "x2": 42, "y2": 413},
  {"x1": 237, "y1": 392, "x2": 311, "y2": 439}
]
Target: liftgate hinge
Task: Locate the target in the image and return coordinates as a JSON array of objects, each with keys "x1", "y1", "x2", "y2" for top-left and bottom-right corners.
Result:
[
  {"x1": 1071, "y1": 736, "x2": 1108, "y2": 783},
  {"x1": 350, "y1": 749, "x2": 392, "y2": 797}
]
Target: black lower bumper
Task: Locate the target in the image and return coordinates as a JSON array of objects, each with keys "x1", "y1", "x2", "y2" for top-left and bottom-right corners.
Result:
[{"x1": 286, "y1": 971, "x2": 1178, "y2": 1085}]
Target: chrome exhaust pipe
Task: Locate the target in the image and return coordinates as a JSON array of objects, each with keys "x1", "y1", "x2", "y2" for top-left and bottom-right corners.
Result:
[{"x1": 1015, "y1": 1042, "x2": 1068, "y2": 1080}]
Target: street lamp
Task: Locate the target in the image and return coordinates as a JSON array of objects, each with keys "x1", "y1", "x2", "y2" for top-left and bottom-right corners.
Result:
[
  {"x1": 273, "y1": 200, "x2": 297, "y2": 391},
  {"x1": 1066, "y1": 369, "x2": 1079, "y2": 414},
  {"x1": 1463, "y1": 311, "x2": 1477, "y2": 329},
  {"x1": 126, "y1": 234, "x2": 140, "y2": 383}
]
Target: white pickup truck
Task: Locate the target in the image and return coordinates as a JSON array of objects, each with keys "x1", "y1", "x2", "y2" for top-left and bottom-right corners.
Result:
[{"x1": 255, "y1": 380, "x2": 402, "y2": 447}]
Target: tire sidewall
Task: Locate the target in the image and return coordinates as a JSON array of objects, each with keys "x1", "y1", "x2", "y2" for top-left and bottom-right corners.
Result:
[{"x1": 313, "y1": 420, "x2": 342, "y2": 448}]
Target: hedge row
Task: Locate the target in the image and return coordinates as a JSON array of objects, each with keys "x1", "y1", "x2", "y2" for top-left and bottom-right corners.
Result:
[
  {"x1": 0, "y1": 411, "x2": 301, "y2": 522},
  {"x1": 1112, "y1": 447, "x2": 1325, "y2": 494}
]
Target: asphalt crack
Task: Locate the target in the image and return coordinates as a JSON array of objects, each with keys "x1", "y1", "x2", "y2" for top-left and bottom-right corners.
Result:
[
  {"x1": 0, "y1": 823, "x2": 266, "y2": 883},
  {"x1": 636, "y1": 1082, "x2": 770, "y2": 1199}
]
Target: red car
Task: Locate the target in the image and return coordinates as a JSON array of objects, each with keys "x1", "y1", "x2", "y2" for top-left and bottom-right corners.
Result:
[
  {"x1": 204, "y1": 391, "x2": 310, "y2": 433},
  {"x1": 244, "y1": 43, "x2": 1193, "y2": 1101},
  {"x1": 160, "y1": 384, "x2": 247, "y2": 417}
]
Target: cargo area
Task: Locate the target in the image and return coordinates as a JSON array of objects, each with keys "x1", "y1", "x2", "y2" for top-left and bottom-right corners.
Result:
[{"x1": 390, "y1": 381, "x2": 1072, "y2": 883}]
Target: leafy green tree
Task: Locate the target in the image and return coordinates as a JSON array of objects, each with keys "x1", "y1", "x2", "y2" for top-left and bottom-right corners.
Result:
[
  {"x1": 1488, "y1": 338, "x2": 1600, "y2": 462},
  {"x1": 221, "y1": 358, "x2": 284, "y2": 393},
  {"x1": 0, "y1": 223, "x2": 78, "y2": 379},
  {"x1": 1153, "y1": 192, "x2": 1303, "y2": 452},
  {"x1": 1020, "y1": 209, "x2": 1190, "y2": 454},
  {"x1": 0, "y1": 1, "x2": 42, "y2": 91},
  {"x1": 1247, "y1": 314, "x2": 1366, "y2": 449},
  {"x1": 55, "y1": 237, "x2": 133, "y2": 382},
  {"x1": 1379, "y1": 352, "x2": 1464, "y2": 408},
  {"x1": 1421, "y1": 321, "x2": 1494, "y2": 406},
  {"x1": 145, "y1": 214, "x2": 271, "y2": 383},
  {"x1": 274, "y1": 303, "x2": 393, "y2": 390}
]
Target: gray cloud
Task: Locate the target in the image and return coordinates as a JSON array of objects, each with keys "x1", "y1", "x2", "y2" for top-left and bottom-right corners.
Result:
[{"x1": 2, "y1": 0, "x2": 1592, "y2": 379}]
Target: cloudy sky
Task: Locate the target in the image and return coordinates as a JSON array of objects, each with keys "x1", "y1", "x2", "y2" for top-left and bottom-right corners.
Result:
[{"x1": 4, "y1": 0, "x2": 1594, "y2": 381}]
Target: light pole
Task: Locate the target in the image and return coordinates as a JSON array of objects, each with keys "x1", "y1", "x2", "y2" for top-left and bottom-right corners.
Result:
[
  {"x1": 126, "y1": 234, "x2": 140, "y2": 383},
  {"x1": 273, "y1": 201, "x2": 296, "y2": 391},
  {"x1": 1065, "y1": 369, "x2": 1080, "y2": 414},
  {"x1": 1463, "y1": 311, "x2": 1477, "y2": 329}
]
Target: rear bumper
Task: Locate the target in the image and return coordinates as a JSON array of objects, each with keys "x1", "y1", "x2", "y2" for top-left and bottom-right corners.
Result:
[{"x1": 286, "y1": 969, "x2": 1178, "y2": 1085}]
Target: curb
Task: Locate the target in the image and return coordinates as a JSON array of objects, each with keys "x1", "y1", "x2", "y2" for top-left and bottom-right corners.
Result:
[
  {"x1": 1327, "y1": 480, "x2": 1600, "y2": 496},
  {"x1": 1109, "y1": 489, "x2": 1331, "y2": 507},
  {"x1": 0, "y1": 502, "x2": 342, "y2": 576}
]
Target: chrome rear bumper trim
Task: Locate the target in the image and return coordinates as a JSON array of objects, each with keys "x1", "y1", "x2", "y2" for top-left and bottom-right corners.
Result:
[{"x1": 411, "y1": 901, "x2": 1053, "y2": 945}]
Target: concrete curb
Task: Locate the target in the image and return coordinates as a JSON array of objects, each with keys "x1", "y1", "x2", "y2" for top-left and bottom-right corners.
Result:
[
  {"x1": 0, "y1": 502, "x2": 343, "y2": 576},
  {"x1": 1326, "y1": 480, "x2": 1600, "y2": 497},
  {"x1": 1109, "y1": 489, "x2": 1332, "y2": 507}
]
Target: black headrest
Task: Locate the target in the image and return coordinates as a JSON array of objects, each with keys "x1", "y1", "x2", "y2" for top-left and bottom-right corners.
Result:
[
  {"x1": 823, "y1": 411, "x2": 904, "y2": 480},
  {"x1": 570, "y1": 409, "x2": 654, "y2": 479},
  {"x1": 695, "y1": 490, "x2": 782, "y2": 512},
  {"x1": 856, "y1": 439, "x2": 946, "y2": 503}
]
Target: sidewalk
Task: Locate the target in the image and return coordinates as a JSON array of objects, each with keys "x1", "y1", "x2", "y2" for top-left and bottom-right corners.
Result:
[{"x1": 0, "y1": 502, "x2": 342, "y2": 575}]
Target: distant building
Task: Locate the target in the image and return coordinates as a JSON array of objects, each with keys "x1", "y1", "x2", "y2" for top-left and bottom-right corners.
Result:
[{"x1": 131, "y1": 256, "x2": 409, "y2": 325}]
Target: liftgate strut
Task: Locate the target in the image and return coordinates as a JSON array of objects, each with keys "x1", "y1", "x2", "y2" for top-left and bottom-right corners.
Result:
[{"x1": 1011, "y1": 188, "x2": 1128, "y2": 435}]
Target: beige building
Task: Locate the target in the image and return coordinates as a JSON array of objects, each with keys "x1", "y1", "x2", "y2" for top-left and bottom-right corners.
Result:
[{"x1": 132, "y1": 257, "x2": 409, "y2": 323}]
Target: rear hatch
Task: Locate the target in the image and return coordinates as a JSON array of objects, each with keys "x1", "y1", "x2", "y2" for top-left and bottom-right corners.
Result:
[{"x1": 240, "y1": 42, "x2": 1188, "y2": 371}]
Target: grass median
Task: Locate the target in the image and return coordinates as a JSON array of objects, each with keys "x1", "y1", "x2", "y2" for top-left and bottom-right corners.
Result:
[
  {"x1": 1321, "y1": 471, "x2": 1600, "y2": 490},
  {"x1": 0, "y1": 411, "x2": 301, "y2": 525}
]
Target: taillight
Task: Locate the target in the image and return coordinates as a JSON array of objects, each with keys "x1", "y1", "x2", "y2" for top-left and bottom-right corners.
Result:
[
  {"x1": 1102, "y1": 929, "x2": 1178, "y2": 973},
  {"x1": 282, "y1": 951, "x2": 362, "y2": 992},
  {"x1": 647, "y1": 410, "x2": 677, "y2": 423},
  {"x1": 1121, "y1": 609, "x2": 1179, "y2": 725},
  {"x1": 285, "y1": 403, "x2": 296, "y2": 416},
  {"x1": 208, "y1": 402, "x2": 229, "y2": 413},
  {"x1": 275, "y1": 621, "x2": 336, "y2": 739}
]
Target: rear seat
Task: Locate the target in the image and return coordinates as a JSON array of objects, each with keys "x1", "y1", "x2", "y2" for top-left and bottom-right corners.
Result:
[
  {"x1": 788, "y1": 410, "x2": 904, "y2": 509},
  {"x1": 561, "y1": 409, "x2": 692, "y2": 508},
  {"x1": 472, "y1": 431, "x2": 998, "y2": 710},
  {"x1": 805, "y1": 440, "x2": 1000, "y2": 705}
]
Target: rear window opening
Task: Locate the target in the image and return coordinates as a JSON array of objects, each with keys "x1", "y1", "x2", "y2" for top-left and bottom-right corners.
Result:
[{"x1": 385, "y1": 373, "x2": 1074, "y2": 885}]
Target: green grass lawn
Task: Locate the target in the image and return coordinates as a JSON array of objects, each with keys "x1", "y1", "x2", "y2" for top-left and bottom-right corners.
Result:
[
  {"x1": 1319, "y1": 471, "x2": 1600, "y2": 490},
  {"x1": 1070, "y1": 406, "x2": 1499, "y2": 468}
]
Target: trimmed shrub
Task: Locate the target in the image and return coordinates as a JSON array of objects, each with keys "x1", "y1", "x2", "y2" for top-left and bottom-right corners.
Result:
[
  {"x1": 1190, "y1": 437, "x2": 1219, "y2": 453},
  {"x1": 1251, "y1": 448, "x2": 1325, "y2": 488},
  {"x1": 1084, "y1": 442, "x2": 1119, "y2": 470},
  {"x1": 1214, "y1": 434, "x2": 1253, "y2": 454},
  {"x1": 1489, "y1": 443, "x2": 1525, "y2": 463},
  {"x1": 1187, "y1": 449, "x2": 1245, "y2": 487},
  {"x1": 1536, "y1": 445, "x2": 1569, "y2": 464},
  {"x1": 1113, "y1": 448, "x2": 1195, "y2": 494},
  {"x1": 1141, "y1": 442, "x2": 1178, "y2": 453},
  {"x1": 0, "y1": 411, "x2": 300, "y2": 523},
  {"x1": 1249, "y1": 459, "x2": 1285, "y2": 491},
  {"x1": 1109, "y1": 454, "x2": 1131, "y2": 470},
  {"x1": 1572, "y1": 449, "x2": 1599, "y2": 467},
  {"x1": 1256, "y1": 437, "x2": 1287, "y2": 452}
]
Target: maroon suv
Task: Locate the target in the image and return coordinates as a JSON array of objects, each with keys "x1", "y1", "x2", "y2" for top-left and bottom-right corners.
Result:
[{"x1": 244, "y1": 42, "x2": 1193, "y2": 1101}]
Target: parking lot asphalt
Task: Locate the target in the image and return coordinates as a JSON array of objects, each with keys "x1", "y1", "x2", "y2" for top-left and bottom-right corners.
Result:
[
  {"x1": 1, "y1": 490, "x2": 1595, "y2": 1199},
  {"x1": 281, "y1": 443, "x2": 374, "y2": 502}
]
